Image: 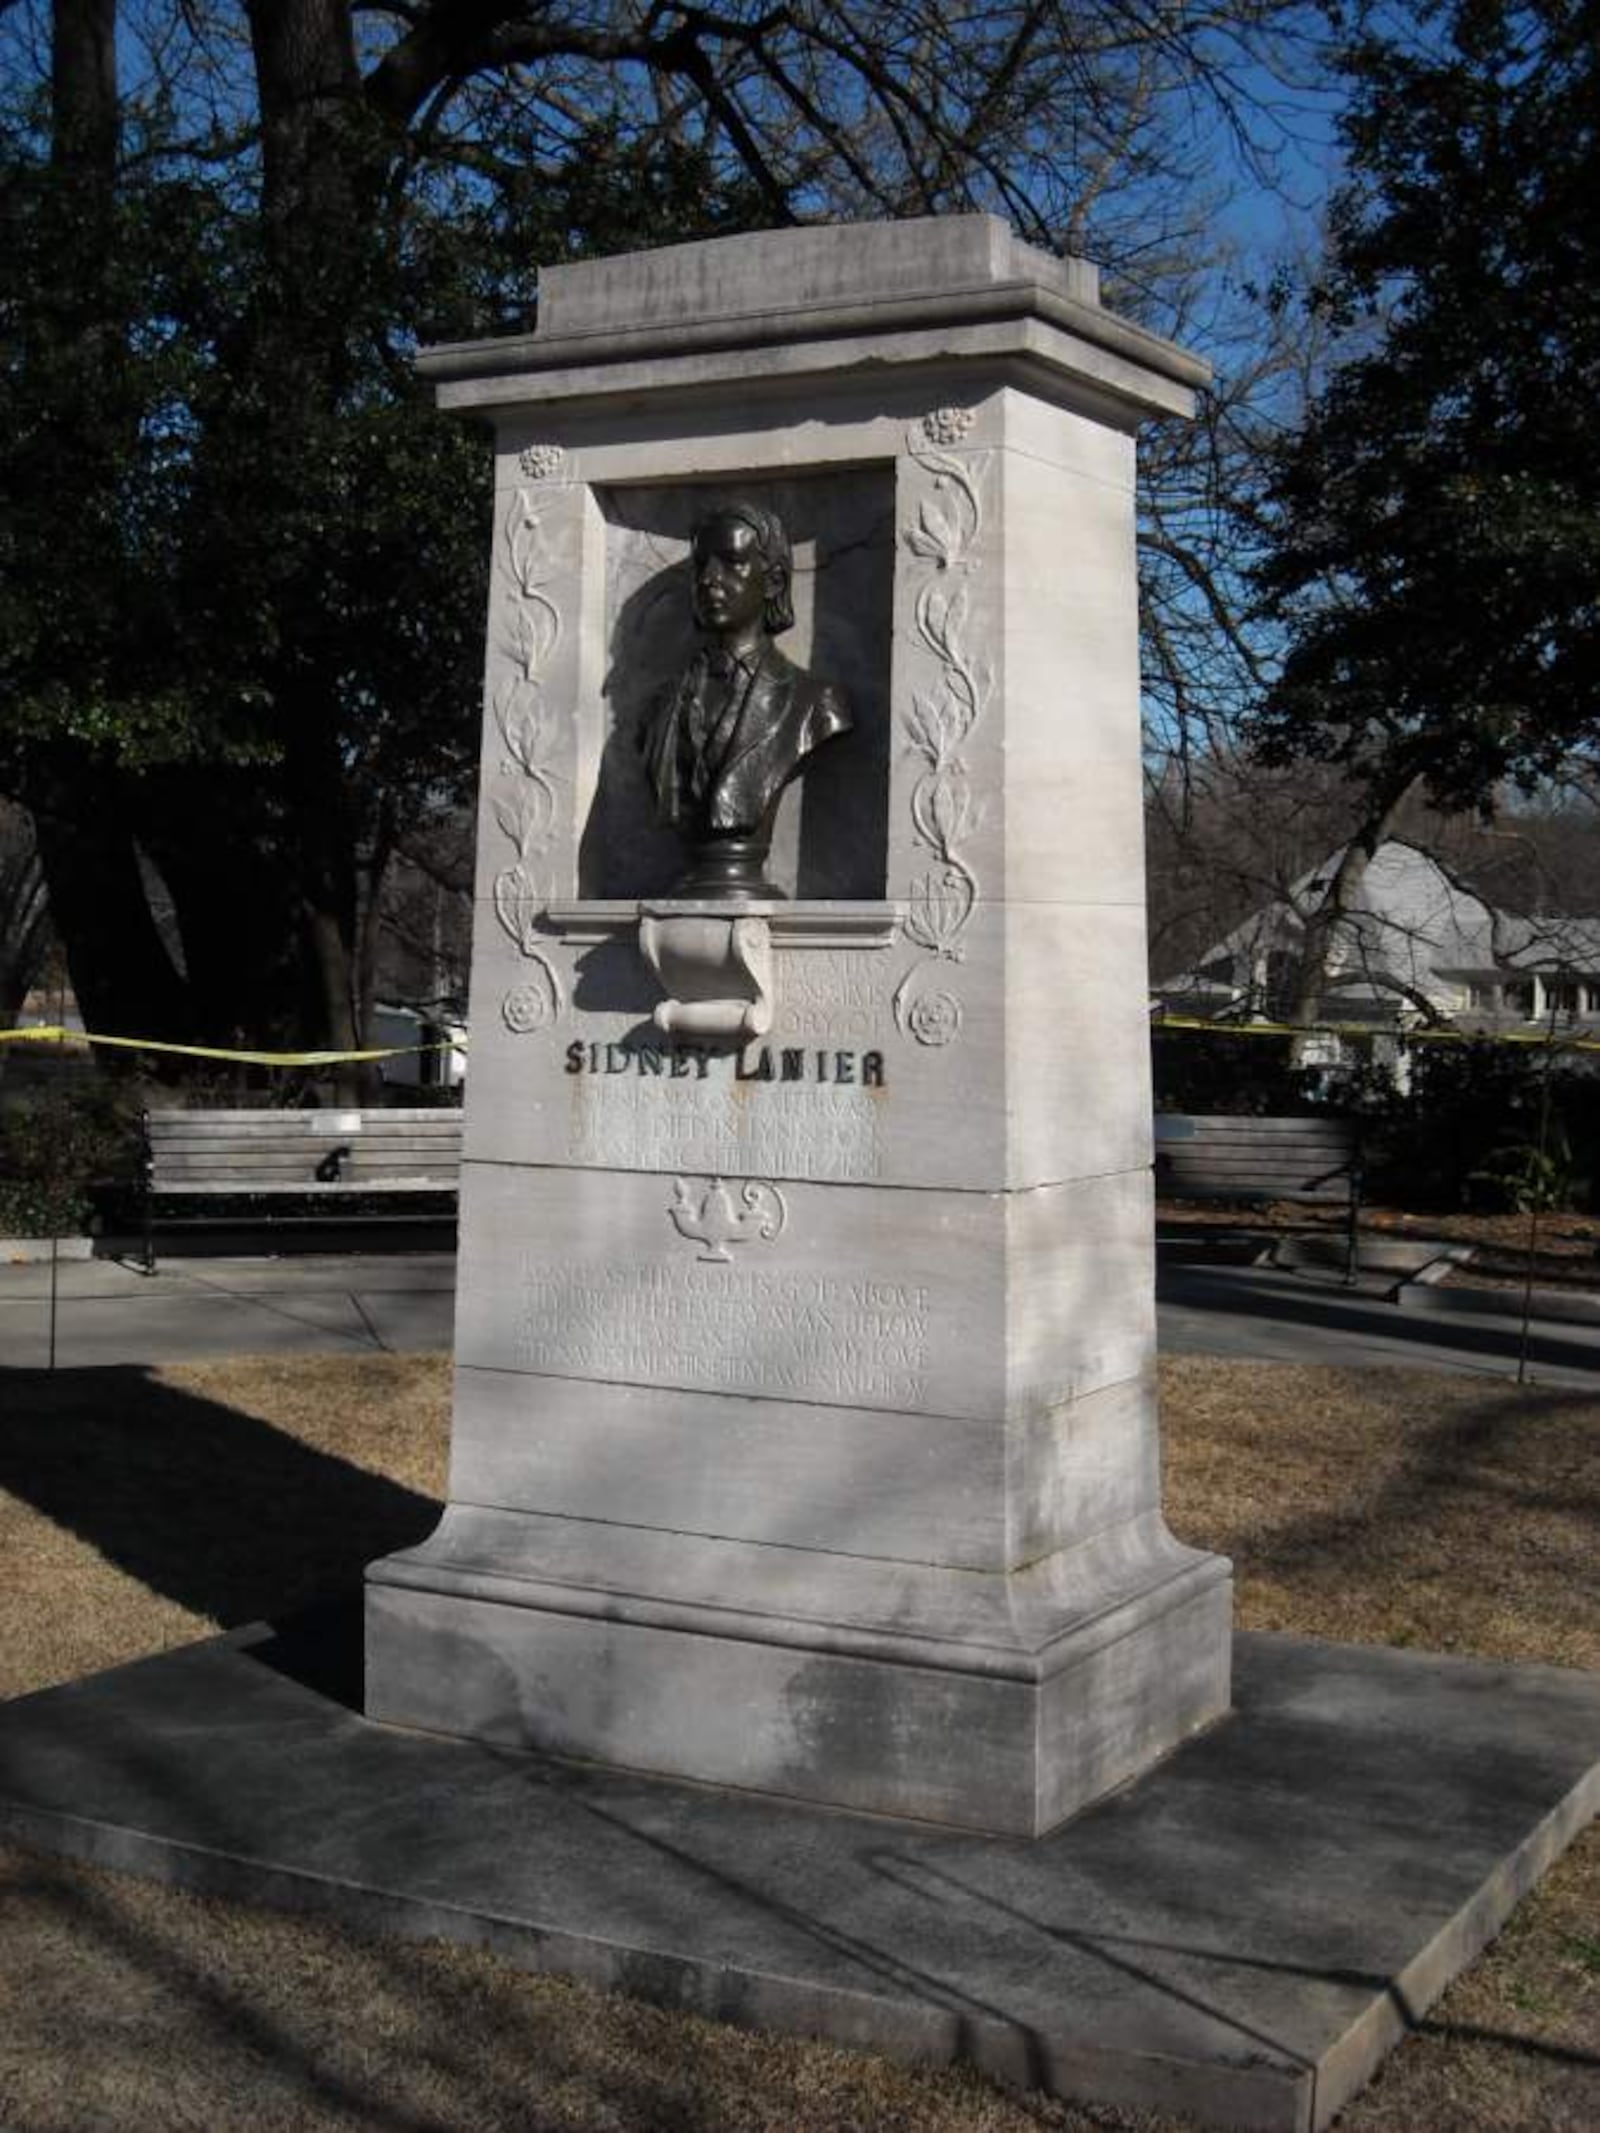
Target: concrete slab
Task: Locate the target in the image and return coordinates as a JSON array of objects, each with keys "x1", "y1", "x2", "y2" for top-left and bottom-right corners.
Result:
[
  {"x1": 0, "y1": 1253, "x2": 457, "y2": 1370},
  {"x1": 3, "y1": 1623, "x2": 1595, "y2": 2132},
  {"x1": 3, "y1": 1249, "x2": 1597, "y2": 1381},
  {"x1": 1157, "y1": 1260, "x2": 1600, "y2": 1385},
  {"x1": 1393, "y1": 1276, "x2": 1600, "y2": 1330}
]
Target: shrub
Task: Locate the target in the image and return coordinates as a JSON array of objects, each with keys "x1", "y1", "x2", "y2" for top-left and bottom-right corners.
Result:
[
  {"x1": 1380, "y1": 1041, "x2": 1598, "y2": 1213},
  {"x1": 0, "y1": 1081, "x2": 142, "y2": 1237},
  {"x1": 1150, "y1": 1030, "x2": 1318, "y2": 1115}
]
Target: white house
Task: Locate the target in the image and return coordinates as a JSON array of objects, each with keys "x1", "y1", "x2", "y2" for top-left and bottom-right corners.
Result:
[{"x1": 1153, "y1": 839, "x2": 1600, "y2": 1040}]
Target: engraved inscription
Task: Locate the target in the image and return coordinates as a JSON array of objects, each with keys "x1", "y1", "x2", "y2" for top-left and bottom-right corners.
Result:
[
  {"x1": 772, "y1": 950, "x2": 889, "y2": 1041},
  {"x1": 569, "y1": 1075, "x2": 882, "y2": 1183},
  {"x1": 519, "y1": 1259, "x2": 933, "y2": 1408}
]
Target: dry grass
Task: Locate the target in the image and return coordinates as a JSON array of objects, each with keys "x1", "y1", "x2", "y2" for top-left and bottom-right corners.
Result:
[
  {"x1": 2, "y1": 1351, "x2": 1597, "y2": 2132},
  {"x1": 1162, "y1": 1356, "x2": 1600, "y2": 1669}
]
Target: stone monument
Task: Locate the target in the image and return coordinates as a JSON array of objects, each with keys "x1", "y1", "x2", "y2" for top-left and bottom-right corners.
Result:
[{"x1": 365, "y1": 216, "x2": 1233, "y2": 1836}]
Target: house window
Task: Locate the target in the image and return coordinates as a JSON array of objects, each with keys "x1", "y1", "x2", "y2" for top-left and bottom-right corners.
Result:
[
  {"x1": 1502, "y1": 981, "x2": 1535, "y2": 1018},
  {"x1": 1465, "y1": 980, "x2": 1500, "y2": 1011}
]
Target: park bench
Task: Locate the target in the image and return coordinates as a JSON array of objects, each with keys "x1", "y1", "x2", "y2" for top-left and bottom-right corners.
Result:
[
  {"x1": 1154, "y1": 1111, "x2": 1365, "y2": 1276},
  {"x1": 140, "y1": 1107, "x2": 462, "y2": 1269}
]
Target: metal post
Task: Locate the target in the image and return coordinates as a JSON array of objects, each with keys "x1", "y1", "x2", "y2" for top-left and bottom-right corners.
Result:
[
  {"x1": 1516, "y1": 1009, "x2": 1562, "y2": 1386},
  {"x1": 1343, "y1": 1135, "x2": 1363, "y2": 1287},
  {"x1": 47, "y1": 1012, "x2": 64, "y2": 1370}
]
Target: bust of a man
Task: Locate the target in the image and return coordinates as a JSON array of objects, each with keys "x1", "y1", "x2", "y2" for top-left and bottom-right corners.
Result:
[{"x1": 638, "y1": 501, "x2": 852, "y2": 897}]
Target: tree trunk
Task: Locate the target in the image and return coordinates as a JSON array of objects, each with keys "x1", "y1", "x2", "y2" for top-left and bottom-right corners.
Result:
[
  {"x1": 0, "y1": 819, "x2": 50, "y2": 1027},
  {"x1": 147, "y1": 783, "x2": 304, "y2": 1053},
  {"x1": 28, "y1": 776, "x2": 192, "y2": 1048},
  {"x1": 31, "y1": 2, "x2": 201, "y2": 1058},
  {"x1": 242, "y1": 0, "x2": 384, "y2": 1078},
  {"x1": 280, "y1": 684, "x2": 372, "y2": 1092},
  {"x1": 354, "y1": 821, "x2": 395, "y2": 1056},
  {"x1": 1285, "y1": 777, "x2": 1421, "y2": 1064},
  {"x1": 51, "y1": 0, "x2": 117, "y2": 183}
]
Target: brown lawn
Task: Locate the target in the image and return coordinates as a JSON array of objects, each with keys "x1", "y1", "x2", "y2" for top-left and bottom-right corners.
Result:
[{"x1": 1, "y1": 1351, "x2": 1596, "y2": 2132}]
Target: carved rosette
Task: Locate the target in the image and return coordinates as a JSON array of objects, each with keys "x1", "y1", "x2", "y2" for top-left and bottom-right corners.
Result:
[
  {"x1": 517, "y1": 442, "x2": 566, "y2": 482},
  {"x1": 501, "y1": 967, "x2": 561, "y2": 1035},
  {"x1": 895, "y1": 408, "x2": 990, "y2": 1046},
  {"x1": 492, "y1": 477, "x2": 567, "y2": 1032}
]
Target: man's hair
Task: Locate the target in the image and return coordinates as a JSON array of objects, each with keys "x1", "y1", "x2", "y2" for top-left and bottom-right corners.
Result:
[{"x1": 694, "y1": 501, "x2": 795, "y2": 634}]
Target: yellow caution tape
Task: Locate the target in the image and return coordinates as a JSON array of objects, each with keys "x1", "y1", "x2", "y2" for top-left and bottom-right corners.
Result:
[
  {"x1": 1150, "y1": 1012, "x2": 1600, "y2": 1053},
  {"x1": 4, "y1": 1016, "x2": 1595, "y2": 1062},
  {"x1": 0, "y1": 1025, "x2": 467, "y2": 1066}
]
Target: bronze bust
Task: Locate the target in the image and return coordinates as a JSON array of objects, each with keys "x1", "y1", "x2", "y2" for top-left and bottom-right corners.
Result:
[{"x1": 638, "y1": 502, "x2": 852, "y2": 897}]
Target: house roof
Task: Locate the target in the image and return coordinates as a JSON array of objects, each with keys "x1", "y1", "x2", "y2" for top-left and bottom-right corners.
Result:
[{"x1": 1159, "y1": 840, "x2": 1600, "y2": 1010}]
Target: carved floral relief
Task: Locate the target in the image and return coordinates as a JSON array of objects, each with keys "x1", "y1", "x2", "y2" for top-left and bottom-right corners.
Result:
[
  {"x1": 491, "y1": 475, "x2": 567, "y2": 1029},
  {"x1": 894, "y1": 409, "x2": 991, "y2": 1047}
]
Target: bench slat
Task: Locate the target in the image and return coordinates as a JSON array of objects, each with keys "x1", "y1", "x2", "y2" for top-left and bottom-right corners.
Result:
[
  {"x1": 1154, "y1": 1112, "x2": 1361, "y2": 1205},
  {"x1": 148, "y1": 1180, "x2": 458, "y2": 1196},
  {"x1": 149, "y1": 1150, "x2": 459, "y2": 1168},
  {"x1": 1156, "y1": 1115, "x2": 1356, "y2": 1136},
  {"x1": 142, "y1": 1117, "x2": 456, "y2": 1134},
  {"x1": 140, "y1": 1107, "x2": 463, "y2": 1263},
  {"x1": 145, "y1": 1124, "x2": 461, "y2": 1143}
]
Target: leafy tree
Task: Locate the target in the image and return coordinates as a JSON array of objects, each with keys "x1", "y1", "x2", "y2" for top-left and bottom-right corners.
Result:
[
  {"x1": 1240, "y1": 0, "x2": 1600, "y2": 1041},
  {"x1": 1252, "y1": 0, "x2": 1600, "y2": 812},
  {"x1": 2, "y1": 0, "x2": 1316, "y2": 1066}
]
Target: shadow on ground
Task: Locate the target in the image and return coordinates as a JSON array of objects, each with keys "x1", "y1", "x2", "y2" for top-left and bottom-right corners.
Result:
[{"x1": 0, "y1": 1367, "x2": 440, "y2": 1633}]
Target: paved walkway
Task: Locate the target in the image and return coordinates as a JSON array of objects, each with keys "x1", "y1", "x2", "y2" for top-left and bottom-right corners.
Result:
[
  {"x1": 0, "y1": 1251, "x2": 457, "y2": 1371},
  {"x1": 2, "y1": 1245, "x2": 1597, "y2": 1383},
  {"x1": 1157, "y1": 1259, "x2": 1600, "y2": 1386}
]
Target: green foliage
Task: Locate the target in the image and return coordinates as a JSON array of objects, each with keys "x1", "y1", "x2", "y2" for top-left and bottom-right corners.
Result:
[
  {"x1": 1379, "y1": 1041, "x2": 1597, "y2": 1212},
  {"x1": 1251, "y1": 0, "x2": 1600, "y2": 811},
  {"x1": 0, "y1": 53, "x2": 771, "y2": 1054},
  {"x1": 0, "y1": 1081, "x2": 141, "y2": 1237},
  {"x1": 1468, "y1": 1125, "x2": 1578, "y2": 1214},
  {"x1": 1151, "y1": 1030, "x2": 1324, "y2": 1115}
]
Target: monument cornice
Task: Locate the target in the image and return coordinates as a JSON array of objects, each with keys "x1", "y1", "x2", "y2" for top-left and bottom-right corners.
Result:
[{"x1": 417, "y1": 216, "x2": 1209, "y2": 423}]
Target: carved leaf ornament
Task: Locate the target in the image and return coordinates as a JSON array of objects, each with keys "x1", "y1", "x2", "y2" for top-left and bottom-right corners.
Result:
[
  {"x1": 896, "y1": 409, "x2": 990, "y2": 1045},
  {"x1": 492, "y1": 472, "x2": 567, "y2": 1030},
  {"x1": 904, "y1": 865, "x2": 975, "y2": 958}
]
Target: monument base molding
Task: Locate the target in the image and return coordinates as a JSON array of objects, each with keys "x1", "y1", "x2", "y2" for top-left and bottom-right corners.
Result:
[{"x1": 365, "y1": 1512, "x2": 1231, "y2": 1836}]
